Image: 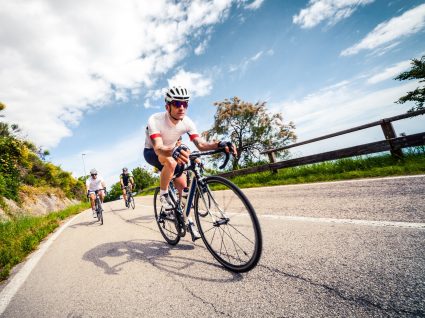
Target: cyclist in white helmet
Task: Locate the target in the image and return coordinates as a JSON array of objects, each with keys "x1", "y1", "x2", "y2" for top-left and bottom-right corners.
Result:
[
  {"x1": 86, "y1": 169, "x2": 107, "y2": 218},
  {"x1": 143, "y1": 86, "x2": 236, "y2": 241}
]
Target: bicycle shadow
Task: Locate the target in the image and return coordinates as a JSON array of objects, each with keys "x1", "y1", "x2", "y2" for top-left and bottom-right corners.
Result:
[
  {"x1": 111, "y1": 208, "x2": 155, "y2": 225},
  {"x1": 70, "y1": 220, "x2": 102, "y2": 228},
  {"x1": 82, "y1": 239, "x2": 243, "y2": 282},
  {"x1": 110, "y1": 207, "x2": 127, "y2": 212}
]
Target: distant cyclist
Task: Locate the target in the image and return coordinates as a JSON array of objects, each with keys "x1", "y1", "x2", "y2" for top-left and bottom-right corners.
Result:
[
  {"x1": 143, "y1": 86, "x2": 236, "y2": 241},
  {"x1": 120, "y1": 167, "x2": 135, "y2": 207},
  {"x1": 86, "y1": 169, "x2": 107, "y2": 217}
]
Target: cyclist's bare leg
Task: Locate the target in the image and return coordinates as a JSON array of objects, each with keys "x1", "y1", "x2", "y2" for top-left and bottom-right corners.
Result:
[
  {"x1": 173, "y1": 174, "x2": 186, "y2": 197},
  {"x1": 122, "y1": 188, "x2": 127, "y2": 205},
  {"x1": 173, "y1": 174, "x2": 187, "y2": 221},
  {"x1": 89, "y1": 193, "x2": 96, "y2": 209},
  {"x1": 158, "y1": 155, "x2": 177, "y2": 192},
  {"x1": 99, "y1": 190, "x2": 105, "y2": 203}
]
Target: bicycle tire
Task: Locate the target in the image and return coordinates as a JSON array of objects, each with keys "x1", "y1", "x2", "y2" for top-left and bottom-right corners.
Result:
[
  {"x1": 96, "y1": 198, "x2": 103, "y2": 225},
  {"x1": 126, "y1": 192, "x2": 131, "y2": 209},
  {"x1": 153, "y1": 187, "x2": 180, "y2": 245},
  {"x1": 194, "y1": 176, "x2": 262, "y2": 272},
  {"x1": 130, "y1": 196, "x2": 135, "y2": 209},
  {"x1": 196, "y1": 193, "x2": 211, "y2": 217}
]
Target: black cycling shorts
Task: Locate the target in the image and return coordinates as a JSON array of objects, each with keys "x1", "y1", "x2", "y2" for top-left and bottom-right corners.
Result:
[{"x1": 143, "y1": 148, "x2": 184, "y2": 176}]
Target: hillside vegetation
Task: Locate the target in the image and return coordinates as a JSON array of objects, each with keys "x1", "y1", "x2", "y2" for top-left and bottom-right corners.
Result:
[{"x1": 0, "y1": 103, "x2": 85, "y2": 217}]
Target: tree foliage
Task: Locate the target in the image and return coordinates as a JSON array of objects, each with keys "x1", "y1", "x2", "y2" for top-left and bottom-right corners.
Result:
[
  {"x1": 131, "y1": 167, "x2": 158, "y2": 192},
  {"x1": 203, "y1": 97, "x2": 296, "y2": 169},
  {"x1": 104, "y1": 182, "x2": 122, "y2": 202},
  {"x1": 104, "y1": 167, "x2": 158, "y2": 202},
  {"x1": 395, "y1": 55, "x2": 425, "y2": 112}
]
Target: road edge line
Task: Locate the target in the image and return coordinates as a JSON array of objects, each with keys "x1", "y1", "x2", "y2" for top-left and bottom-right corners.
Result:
[{"x1": 0, "y1": 212, "x2": 83, "y2": 315}]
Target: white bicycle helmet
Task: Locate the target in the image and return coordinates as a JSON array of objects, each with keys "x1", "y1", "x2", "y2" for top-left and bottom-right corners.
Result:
[
  {"x1": 165, "y1": 86, "x2": 190, "y2": 103},
  {"x1": 90, "y1": 168, "x2": 97, "y2": 175}
]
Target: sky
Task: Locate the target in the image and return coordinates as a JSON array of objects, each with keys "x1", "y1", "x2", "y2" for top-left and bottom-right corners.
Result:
[{"x1": 1, "y1": 0, "x2": 425, "y2": 187}]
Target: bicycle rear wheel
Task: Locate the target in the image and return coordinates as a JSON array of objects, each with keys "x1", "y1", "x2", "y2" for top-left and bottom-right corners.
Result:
[
  {"x1": 194, "y1": 176, "x2": 262, "y2": 272},
  {"x1": 154, "y1": 187, "x2": 180, "y2": 245}
]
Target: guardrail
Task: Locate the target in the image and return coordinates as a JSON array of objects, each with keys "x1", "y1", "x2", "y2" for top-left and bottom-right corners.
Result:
[{"x1": 218, "y1": 109, "x2": 425, "y2": 179}]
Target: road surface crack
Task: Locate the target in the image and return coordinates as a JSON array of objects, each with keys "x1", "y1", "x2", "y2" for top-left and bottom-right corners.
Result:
[
  {"x1": 261, "y1": 265, "x2": 423, "y2": 316},
  {"x1": 174, "y1": 277, "x2": 231, "y2": 317},
  {"x1": 142, "y1": 254, "x2": 230, "y2": 316}
]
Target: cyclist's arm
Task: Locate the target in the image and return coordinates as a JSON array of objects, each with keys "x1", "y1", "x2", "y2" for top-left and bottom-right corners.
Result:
[
  {"x1": 152, "y1": 136, "x2": 189, "y2": 165},
  {"x1": 192, "y1": 136, "x2": 220, "y2": 151},
  {"x1": 193, "y1": 136, "x2": 237, "y2": 155},
  {"x1": 152, "y1": 136, "x2": 174, "y2": 157}
]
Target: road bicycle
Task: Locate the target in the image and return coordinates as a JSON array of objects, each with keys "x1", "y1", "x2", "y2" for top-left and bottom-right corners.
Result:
[
  {"x1": 124, "y1": 185, "x2": 135, "y2": 209},
  {"x1": 154, "y1": 148, "x2": 262, "y2": 273},
  {"x1": 93, "y1": 189, "x2": 105, "y2": 225}
]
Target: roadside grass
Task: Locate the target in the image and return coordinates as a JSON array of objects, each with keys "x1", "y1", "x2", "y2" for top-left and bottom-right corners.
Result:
[
  {"x1": 136, "y1": 152, "x2": 425, "y2": 194},
  {"x1": 0, "y1": 202, "x2": 90, "y2": 282},
  {"x1": 229, "y1": 152, "x2": 425, "y2": 188}
]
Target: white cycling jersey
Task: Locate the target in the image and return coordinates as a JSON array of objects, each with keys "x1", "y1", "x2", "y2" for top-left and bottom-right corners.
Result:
[
  {"x1": 144, "y1": 112, "x2": 199, "y2": 149},
  {"x1": 86, "y1": 175, "x2": 105, "y2": 192}
]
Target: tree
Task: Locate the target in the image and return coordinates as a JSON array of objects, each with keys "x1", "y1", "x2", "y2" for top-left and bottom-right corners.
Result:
[
  {"x1": 0, "y1": 103, "x2": 20, "y2": 137},
  {"x1": 395, "y1": 55, "x2": 425, "y2": 112},
  {"x1": 132, "y1": 167, "x2": 158, "y2": 192},
  {"x1": 203, "y1": 97, "x2": 297, "y2": 169},
  {"x1": 104, "y1": 182, "x2": 122, "y2": 202}
]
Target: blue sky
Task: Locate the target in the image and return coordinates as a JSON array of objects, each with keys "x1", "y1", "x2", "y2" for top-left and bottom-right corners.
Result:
[{"x1": 1, "y1": 0, "x2": 425, "y2": 186}]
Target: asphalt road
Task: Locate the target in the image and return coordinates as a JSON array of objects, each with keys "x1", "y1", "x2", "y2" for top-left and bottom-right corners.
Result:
[{"x1": 1, "y1": 175, "x2": 424, "y2": 317}]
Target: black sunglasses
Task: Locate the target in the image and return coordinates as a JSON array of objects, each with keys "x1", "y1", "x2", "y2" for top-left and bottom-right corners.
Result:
[
  {"x1": 91, "y1": 174, "x2": 97, "y2": 176},
  {"x1": 171, "y1": 101, "x2": 188, "y2": 109}
]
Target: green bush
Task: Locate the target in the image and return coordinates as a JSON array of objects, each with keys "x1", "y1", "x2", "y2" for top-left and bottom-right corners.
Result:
[{"x1": 0, "y1": 202, "x2": 89, "y2": 281}]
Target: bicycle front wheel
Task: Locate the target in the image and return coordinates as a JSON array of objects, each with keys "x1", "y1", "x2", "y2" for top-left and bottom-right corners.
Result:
[
  {"x1": 96, "y1": 198, "x2": 103, "y2": 225},
  {"x1": 194, "y1": 176, "x2": 262, "y2": 272},
  {"x1": 130, "y1": 196, "x2": 135, "y2": 209},
  {"x1": 154, "y1": 187, "x2": 180, "y2": 245}
]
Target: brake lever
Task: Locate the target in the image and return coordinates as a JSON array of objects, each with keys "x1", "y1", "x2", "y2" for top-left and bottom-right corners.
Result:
[{"x1": 218, "y1": 151, "x2": 230, "y2": 170}]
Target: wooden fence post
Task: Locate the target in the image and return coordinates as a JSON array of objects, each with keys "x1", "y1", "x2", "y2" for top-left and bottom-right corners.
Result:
[
  {"x1": 380, "y1": 119, "x2": 403, "y2": 158},
  {"x1": 267, "y1": 151, "x2": 278, "y2": 173}
]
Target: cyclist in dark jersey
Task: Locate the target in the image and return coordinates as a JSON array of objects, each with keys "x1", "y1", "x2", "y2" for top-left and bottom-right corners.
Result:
[{"x1": 120, "y1": 167, "x2": 135, "y2": 207}]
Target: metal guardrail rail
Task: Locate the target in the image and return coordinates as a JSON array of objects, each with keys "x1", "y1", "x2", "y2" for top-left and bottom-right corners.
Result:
[{"x1": 218, "y1": 109, "x2": 425, "y2": 179}]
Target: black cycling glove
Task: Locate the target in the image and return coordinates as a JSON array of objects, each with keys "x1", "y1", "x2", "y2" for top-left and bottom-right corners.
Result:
[
  {"x1": 172, "y1": 144, "x2": 189, "y2": 160},
  {"x1": 218, "y1": 140, "x2": 233, "y2": 149}
]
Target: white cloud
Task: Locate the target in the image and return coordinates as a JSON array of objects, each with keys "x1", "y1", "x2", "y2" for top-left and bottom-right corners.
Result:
[
  {"x1": 229, "y1": 49, "x2": 270, "y2": 74},
  {"x1": 271, "y1": 80, "x2": 419, "y2": 144},
  {"x1": 293, "y1": 0, "x2": 374, "y2": 29},
  {"x1": 167, "y1": 69, "x2": 213, "y2": 97},
  {"x1": 143, "y1": 69, "x2": 213, "y2": 108},
  {"x1": 367, "y1": 60, "x2": 412, "y2": 84},
  {"x1": 245, "y1": 0, "x2": 265, "y2": 10},
  {"x1": 57, "y1": 128, "x2": 148, "y2": 188},
  {"x1": 0, "y1": 0, "x2": 233, "y2": 148},
  {"x1": 194, "y1": 39, "x2": 208, "y2": 55},
  {"x1": 341, "y1": 3, "x2": 425, "y2": 56}
]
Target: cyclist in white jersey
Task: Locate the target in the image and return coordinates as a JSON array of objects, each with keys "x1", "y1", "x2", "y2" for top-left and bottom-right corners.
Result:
[
  {"x1": 86, "y1": 168, "x2": 107, "y2": 217},
  {"x1": 143, "y1": 86, "x2": 236, "y2": 241}
]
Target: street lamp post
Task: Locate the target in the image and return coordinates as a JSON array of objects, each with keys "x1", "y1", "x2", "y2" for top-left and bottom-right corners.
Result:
[{"x1": 82, "y1": 153, "x2": 87, "y2": 176}]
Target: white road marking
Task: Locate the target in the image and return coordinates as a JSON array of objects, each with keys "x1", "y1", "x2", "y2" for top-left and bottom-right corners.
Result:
[
  {"x1": 242, "y1": 174, "x2": 425, "y2": 191},
  {"x1": 260, "y1": 214, "x2": 425, "y2": 229},
  {"x1": 0, "y1": 212, "x2": 83, "y2": 315},
  {"x1": 137, "y1": 203, "x2": 425, "y2": 229}
]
